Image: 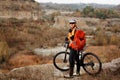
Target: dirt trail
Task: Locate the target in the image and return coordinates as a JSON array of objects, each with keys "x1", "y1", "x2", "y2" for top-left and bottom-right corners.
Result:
[{"x1": 34, "y1": 46, "x2": 66, "y2": 56}]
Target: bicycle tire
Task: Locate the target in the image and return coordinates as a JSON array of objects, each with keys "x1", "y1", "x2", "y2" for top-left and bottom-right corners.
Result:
[
  {"x1": 53, "y1": 51, "x2": 70, "y2": 71},
  {"x1": 82, "y1": 52, "x2": 102, "y2": 75}
]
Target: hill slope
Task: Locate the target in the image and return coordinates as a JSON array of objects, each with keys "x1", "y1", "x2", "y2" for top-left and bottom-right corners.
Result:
[
  {"x1": 115, "y1": 5, "x2": 120, "y2": 11},
  {"x1": 40, "y1": 2, "x2": 115, "y2": 11},
  {"x1": 0, "y1": 0, "x2": 41, "y2": 19},
  {"x1": 0, "y1": 0, "x2": 40, "y2": 11}
]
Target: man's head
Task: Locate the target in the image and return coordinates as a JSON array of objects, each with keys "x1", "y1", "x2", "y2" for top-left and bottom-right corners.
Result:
[{"x1": 69, "y1": 19, "x2": 77, "y2": 29}]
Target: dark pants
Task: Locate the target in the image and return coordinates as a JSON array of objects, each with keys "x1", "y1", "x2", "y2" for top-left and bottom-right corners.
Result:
[{"x1": 69, "y1": 48, "x2": 80, "y2": 73}]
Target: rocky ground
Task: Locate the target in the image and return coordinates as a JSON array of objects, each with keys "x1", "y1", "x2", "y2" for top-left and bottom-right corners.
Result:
[{"x1": 0, "y1": 58, "x2": 120, "y2": 80}]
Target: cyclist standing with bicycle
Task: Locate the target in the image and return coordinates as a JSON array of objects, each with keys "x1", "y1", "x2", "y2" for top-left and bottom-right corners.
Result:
[
  {"x1": 53, "y1": 20, "x2": 101, "y2": 76},
  {"x1": 64, "y1": 19, "x2": 86, "y2": 78}
]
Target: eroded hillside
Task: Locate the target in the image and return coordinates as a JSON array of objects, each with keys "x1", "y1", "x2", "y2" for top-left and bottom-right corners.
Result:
[
  {"x1": 0, "y1": 0, "x2": 41, "y2": 19},
  {"x1": 0, "y1": 1, "x2": 119, "y2": 80}
]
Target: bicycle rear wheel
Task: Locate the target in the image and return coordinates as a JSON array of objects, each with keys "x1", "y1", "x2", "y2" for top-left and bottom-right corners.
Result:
[
  {"x1": 53, "y1": 51, "x2": 70, "y2": 71},
  {"x1": 82, "y1": 52, "x2": 102, "y2": 75}
]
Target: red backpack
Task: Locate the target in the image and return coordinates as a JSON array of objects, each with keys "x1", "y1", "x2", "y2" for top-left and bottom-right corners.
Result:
[{"x1": 69, "y1": 30, "x2": 86, "y2": 50}]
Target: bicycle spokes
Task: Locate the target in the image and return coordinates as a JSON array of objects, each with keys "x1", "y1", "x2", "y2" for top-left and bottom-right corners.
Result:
[
  {"x1": 53, "y1": 52, "x2": 70, "y2": 71},
  {"x1": 83, "y1": 53, "x2": 102, "y2": 75},
  {"x1": 84, "y1": 61, "x2": 94, "y2": 66}
]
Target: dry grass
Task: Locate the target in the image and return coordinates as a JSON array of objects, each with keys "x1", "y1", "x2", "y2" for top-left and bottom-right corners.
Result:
[
  {"x1": 0, "y1": 0, "x2": 39, "y2": 11},
  {"x1": 6, "y1": 50, "x2": 53, "y2": 70},
  {"x1": 0, "y1": 18, "x2": 66, "y2": 52},
  {"x1": 91, "y1": 29, "x2": 120, "y2": 47},
  {"x1": 107, "y1": 24, "x2": 120, "y2": 33},
  {"x1": 86, "y1": 45, "x2": 120, "y2": 62}
]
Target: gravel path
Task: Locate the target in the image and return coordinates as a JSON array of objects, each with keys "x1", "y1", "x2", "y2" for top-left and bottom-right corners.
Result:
[{"x1": 34, "y1": 46, "x2": 67, "y2": 56}]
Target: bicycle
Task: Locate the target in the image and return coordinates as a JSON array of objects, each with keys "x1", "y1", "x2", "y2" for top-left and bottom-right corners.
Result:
[{"x1": 53, "y1": 43, "x2": 102, "y2": 76}]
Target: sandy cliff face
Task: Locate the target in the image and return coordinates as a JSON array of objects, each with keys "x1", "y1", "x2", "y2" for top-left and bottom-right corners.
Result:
[{"x1": 0, "y1": 0, "x2": 41, "y2": 20}]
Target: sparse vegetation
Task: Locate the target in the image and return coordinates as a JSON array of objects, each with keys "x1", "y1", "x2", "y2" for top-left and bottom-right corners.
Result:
[
  {"x1": 92, "y1": 29, "x2": 120, "y2": 46},
  {"x1": 82, "y1": 6, "x2": 120, "y2": 19},
  {"x1": 0, "y1": 1, "x2": 119, "y2": 80},
  {"x1": 110, "y1": 24, "x2": 120, "y2": 33},
  {"x1": 0, "y1": 0, "x2": 40, "y2": 11},
  {"x1": 72, "y1": 9, "x2": 82, "y2": 17},
  {"x1": 7, "y1": 50, "x2": 54, "y2": 69},
  {"x1": 0, "y1": 18, "x2": 66, "y2": 51},
  {"x1": 41, "y1": 3, "x2": 115, "y2": 11}
]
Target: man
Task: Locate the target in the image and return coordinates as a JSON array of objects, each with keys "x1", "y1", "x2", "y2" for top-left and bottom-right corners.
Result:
[{"x1": 64, "y1": 19, "x2": 86, "y2": 78}]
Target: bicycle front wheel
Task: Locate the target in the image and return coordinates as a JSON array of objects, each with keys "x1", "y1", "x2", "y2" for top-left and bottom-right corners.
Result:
[
  {"x1": 82, "y1": 52, "x2": 102, "y2": 75},
  {"x1": 53, "y1": 51, "x2": 70, "y2": 71}
]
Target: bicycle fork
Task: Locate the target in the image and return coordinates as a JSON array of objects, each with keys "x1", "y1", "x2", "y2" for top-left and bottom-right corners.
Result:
[
  {"x1": 63, "y1": 48, "x2": 68, "y2": 63},
  {"x1": 63, "y1": 53, "x2": 67, "y2": 63}
]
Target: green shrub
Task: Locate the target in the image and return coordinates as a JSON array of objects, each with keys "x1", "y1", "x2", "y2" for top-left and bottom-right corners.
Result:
[
  {"x1": 82, "y1": 6, "x2": 120, "y2": 19},
  {"x1": 83, "y1": 6, "x2": 94, "y2": 17}
]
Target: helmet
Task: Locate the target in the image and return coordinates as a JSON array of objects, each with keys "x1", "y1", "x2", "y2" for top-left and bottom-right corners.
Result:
[{"x1": 69, "y1": 19, "x2": 76, "y2": 24}]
